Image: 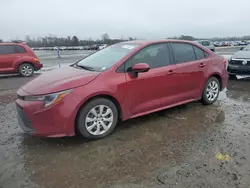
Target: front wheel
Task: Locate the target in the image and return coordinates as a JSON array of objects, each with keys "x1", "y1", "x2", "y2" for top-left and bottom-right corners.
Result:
[
  {"x1": 19, "y1": 63, "x2": 34, "y2": 77},
  {"x1": 76, "y1": 98, "x2": 118, "y2": 140},
  {"x1": 201, "y1": 77, "x2": 220, "y2": 105}
]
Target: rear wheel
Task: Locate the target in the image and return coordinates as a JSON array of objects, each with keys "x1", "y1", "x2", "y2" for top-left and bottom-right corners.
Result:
[
  {"x1": 201, "y1": 77, "x2": 220, "y2": 105},
  {"x1": 19, "y1": 63, "x2": 34, "y2": 77},
  {"x1": 76, "y1": 98, "x2": 118, "y2": 140}
]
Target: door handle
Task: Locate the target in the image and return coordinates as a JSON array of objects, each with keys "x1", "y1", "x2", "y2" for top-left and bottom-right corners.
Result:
[
  {"x1": 199, "y1": 63, "x2": 206, "y2": 68},
  {"x1": 166, "y1": 70, "x2": 175, "y2": 75}
]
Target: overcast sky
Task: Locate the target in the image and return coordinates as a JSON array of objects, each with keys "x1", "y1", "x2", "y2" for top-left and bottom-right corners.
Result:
[{"x1": 1, "y1": 0, "x2": 250, "y2": 40}]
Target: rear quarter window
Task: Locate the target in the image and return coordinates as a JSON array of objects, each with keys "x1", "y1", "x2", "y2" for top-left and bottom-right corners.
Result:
[
  {"x1": 15, "y1": 45, "x2": 27, "y2": 53},
  {"x1": 193, "y1": 46, "x2": 208, "y2": 60}
]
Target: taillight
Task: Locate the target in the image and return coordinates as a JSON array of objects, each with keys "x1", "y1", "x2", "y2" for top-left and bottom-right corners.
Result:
[
  {"x1": 34, "y1": 57, "x2": 39, "y2": 62},
  {"x1": 223, "y1": 59, "x2": 227, "y2": 69}
]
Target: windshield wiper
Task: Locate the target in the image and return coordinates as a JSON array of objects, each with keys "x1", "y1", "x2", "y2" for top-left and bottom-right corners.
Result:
[{"x1": 75, "y1": 64, "x2": 95, "y2": 71}]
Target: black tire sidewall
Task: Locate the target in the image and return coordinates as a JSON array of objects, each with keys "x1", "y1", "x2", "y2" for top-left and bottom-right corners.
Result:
[
  {"x1": 202, "y1": 77, "x2": 220, "y2": 105},
  {"x1": 19, "y1": 63, "x2": 34, "y2": 77},
  {"x1": 76, "y1": 98, "x2": 118, "y2": 140}
]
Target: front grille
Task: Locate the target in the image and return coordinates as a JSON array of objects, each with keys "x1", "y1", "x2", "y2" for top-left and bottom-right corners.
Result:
[
  {"x1": 230, "y1": 59, "x2": 250, "y2": 65},
  {"x1": 16, "y1": 104, "x2": 34, "y2": 129},
  {"x1": 17, "y1": 94, "x2": 25, "y2": 100},
  {"x1": 227, "y1": 68, "x2": 250, "y2": 74}
]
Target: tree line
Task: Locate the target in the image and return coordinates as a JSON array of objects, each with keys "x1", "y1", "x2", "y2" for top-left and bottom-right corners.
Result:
[
  {"x1": 1, "y1": 34, "x2": 250, "y2": 47},
  {"x1": 9, "y1": 34, "x2": 136, "y2": 47}
]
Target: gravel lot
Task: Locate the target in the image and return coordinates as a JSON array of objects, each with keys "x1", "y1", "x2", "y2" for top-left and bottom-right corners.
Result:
[{"x1": 1, "y1": 48, "x2": 250, "y2": 188}]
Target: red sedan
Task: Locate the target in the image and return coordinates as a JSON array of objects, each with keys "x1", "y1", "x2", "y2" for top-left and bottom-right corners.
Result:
[{"x1": 16, "y1": 40, "x2": 228, "y2": 139}]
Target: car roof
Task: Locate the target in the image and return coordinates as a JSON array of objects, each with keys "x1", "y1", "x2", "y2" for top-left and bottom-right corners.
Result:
[
  {"x1": 120, "y1": 39, "x2": 198, "y2": 46},
  {"x1": 0, "y1": 42, "x2": 26, "y2": 46}
]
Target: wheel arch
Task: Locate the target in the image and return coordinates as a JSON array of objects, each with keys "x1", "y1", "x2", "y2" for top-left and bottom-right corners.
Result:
[
  {"x1": 16, "y1": 61, "x2": 35, "y2": 71},
  {"x1": 208, "y1": 73, "x2": 222, "y2": 91}
]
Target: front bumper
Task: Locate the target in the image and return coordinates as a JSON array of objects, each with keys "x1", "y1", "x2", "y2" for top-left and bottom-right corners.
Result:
[
  {"x1": 34, "y1": 63, "x2": 43, "y2": 71},
  {"x1": 16, "y1": 89, "x2": 82, "y2": 137},
  {"x1": 227, "y1": 64, "x2": 250, "y2": 75}
]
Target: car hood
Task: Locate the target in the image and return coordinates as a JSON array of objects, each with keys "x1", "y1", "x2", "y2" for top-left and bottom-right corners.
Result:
[
  {"x1": 21, "y1": 67, "x2": 101, "y2": 95},
  {"x1": 232, "y1": 51, "x2": 250, "y2": 59}
]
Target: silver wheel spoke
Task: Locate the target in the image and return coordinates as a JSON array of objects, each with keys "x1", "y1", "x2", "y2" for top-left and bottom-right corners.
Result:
[
  {"x1": 86, "y1": 117, "x2": 95, "y2": 123},
  {"x1": 95, "y1": 124, "x2": 101, "y2": 135},
  {"x1": 102, "y1": 109, "x2": 112, "y2": 117},
  {"x1": 99, "y1": 105, "x2": 104, "y2": 115},
  {"x1": 100, "y1": 121, "x2": 109, "y2": 131},
  {"x1": 103, "y1": 117, "x2": 113, "y2": 122},
  {"x1": 87, "y1": 123, "x2": 96, "y2": 132},
  {"x1": 90, "y1": 108, "x2": 98, "y2": 116}
]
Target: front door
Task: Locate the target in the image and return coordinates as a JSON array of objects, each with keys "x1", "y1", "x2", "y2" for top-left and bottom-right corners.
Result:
[{"x1": 125, "y1": 43, "x2": 177, "y2": 115}]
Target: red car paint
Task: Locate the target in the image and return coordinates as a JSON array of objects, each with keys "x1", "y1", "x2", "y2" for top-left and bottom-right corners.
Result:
[
  {"x1": 0, "y1": 43, "x2": 43, "y2": 74},
  {"x1": 16, "y1": 40, "x2": 228, "y2": 137}
]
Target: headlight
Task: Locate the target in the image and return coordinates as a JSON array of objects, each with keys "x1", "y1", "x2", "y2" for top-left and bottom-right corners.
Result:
[{"x1": 24, "y1": 89, "x2": 72, "y2": 107}]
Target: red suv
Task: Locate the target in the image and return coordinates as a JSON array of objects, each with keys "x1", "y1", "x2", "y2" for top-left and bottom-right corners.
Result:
[
  {"x1": 0, "y1": 42, "x2": 43, "y2": 76},
  {"x1": 16, "y1": 40, "x2": 228, "y2": 139}
]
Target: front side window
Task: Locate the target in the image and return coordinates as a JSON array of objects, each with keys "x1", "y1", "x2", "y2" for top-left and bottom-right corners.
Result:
[
  {"x1": 0, "y1": 45, "x2": 16, "y2": 55},
  {"x1": 77, "y1": 43, "x2": 140, "y2": 72},
  {"x1": 130, "y1": 43, "x2": 171, "y2": 69},
  {"x1": 172, "y1": 43, "x2": 196, "y2": 64}
]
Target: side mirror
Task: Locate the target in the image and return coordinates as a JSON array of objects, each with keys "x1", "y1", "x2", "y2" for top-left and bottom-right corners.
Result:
[
  {"x1": 131, "y1": 63, "x2": 150, "y2": 77},
  {"x1": 132, "y1": 63, "x2": 150, "y2": 73},
  {"x1": 240, "y1": 47, "x2": 244, "y2": 50}
]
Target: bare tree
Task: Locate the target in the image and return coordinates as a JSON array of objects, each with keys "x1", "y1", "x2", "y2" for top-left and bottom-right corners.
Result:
[{"x1": 101, "y1": 33, "x2": 110, "y2": 44}]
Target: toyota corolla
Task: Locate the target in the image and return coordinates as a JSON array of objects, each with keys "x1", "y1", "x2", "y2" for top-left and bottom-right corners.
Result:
[{"x1": 16, "y1": 40, "x2": 228, "y2": 140}]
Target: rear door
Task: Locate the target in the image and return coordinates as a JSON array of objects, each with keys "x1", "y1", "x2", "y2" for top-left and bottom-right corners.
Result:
[
  {"x1": 170, "y1": 42, "x2": 208, "y2": 101},
  {"x1": 0, "y1": 45, "x2": 19, "y2": 72},
  {"x1": 125, "y1": 43, "x2": 178, "y2": 115}
]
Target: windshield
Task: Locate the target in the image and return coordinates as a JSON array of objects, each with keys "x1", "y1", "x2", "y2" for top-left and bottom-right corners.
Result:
[
  {"x1": 243, "y1": 44, "x2": 250, "y2": 51},
  {"x1": 76, "y1": 43, "x2": 141, "y2": 71}
]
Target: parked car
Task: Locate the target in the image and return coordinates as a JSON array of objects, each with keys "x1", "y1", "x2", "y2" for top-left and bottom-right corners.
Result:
[
  {"x1": 213, "y1": 42, "x2": 221, "y2": 47},
  {"x1": 98, "y1": 44, "x2": 108, "y2": 50},
  {"x1": 16, "y1": 40, "x2": 228, "y2": 139},
  {"x1": 0, "y1": 42, "x2": 43, "y2": 76},
  {"x1": 195, "y1": 40, "x2": 215, "y2": 52},
  {"x1": 227, "y1": 44, "x2": 250, "y2": 79},
  {"x1": 89, "y1": 44, "x2": 99, "y2": 50}
]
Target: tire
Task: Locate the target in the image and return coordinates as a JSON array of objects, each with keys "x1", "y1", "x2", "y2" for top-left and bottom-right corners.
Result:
[
  {"x1": 76, "y1": 98, "x2": 118, "y2": 140},
  {"x1": 19, "y1": 63, "x2": 34, "y2": 77},
  {"x1": 201, "y1": 77, "x2": 220, "y2": 105},
  {"x1": 229, "y1": 74, "x2": 237, "y2": 80}
]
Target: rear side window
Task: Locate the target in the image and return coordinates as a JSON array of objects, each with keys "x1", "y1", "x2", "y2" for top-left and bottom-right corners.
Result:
[
  {"x1": 194, "y1": 46, "x2": 206, "y2": 60},
  {"x1": 0, "y1": 45, "x2": 16, "y2": 55},
  {"x1": 15, "y1": 45, "x2": 27, "y2": 53},
  {"x1": 171, "y1": 43, "x2": 196, "y2": 64}
]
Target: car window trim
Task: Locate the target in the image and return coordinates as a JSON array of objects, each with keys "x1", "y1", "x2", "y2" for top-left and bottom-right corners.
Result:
[{"x1": 120, "y1": 42, "x2": 173, "y2": 72}]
